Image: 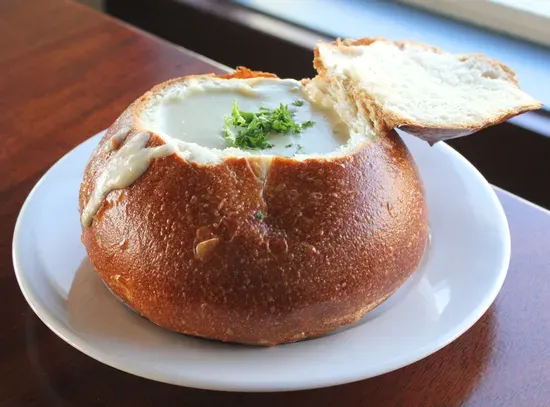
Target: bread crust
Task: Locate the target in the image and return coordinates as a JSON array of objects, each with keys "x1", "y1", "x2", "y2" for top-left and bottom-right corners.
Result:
[
  {"x1": 79, "y1": 69, "x2": 428, "y2": 345},
  {"x1": 315, "y1": 38, "x2": 542, "y2": 144}
]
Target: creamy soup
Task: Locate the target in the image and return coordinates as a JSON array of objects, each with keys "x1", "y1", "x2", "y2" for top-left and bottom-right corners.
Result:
[{"x1": 156, "y1": 79, "x2": 349, "y2": 156}]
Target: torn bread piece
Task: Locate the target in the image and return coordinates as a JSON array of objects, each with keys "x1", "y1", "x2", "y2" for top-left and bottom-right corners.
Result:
[{"x1": 314, "y1": 38, "x2": 542, "y2": 144}]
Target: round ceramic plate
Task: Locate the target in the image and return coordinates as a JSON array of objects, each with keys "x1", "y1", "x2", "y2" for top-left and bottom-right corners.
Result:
[{"x1": 13, "y1": 130, "x2": 510, "y2": 392}]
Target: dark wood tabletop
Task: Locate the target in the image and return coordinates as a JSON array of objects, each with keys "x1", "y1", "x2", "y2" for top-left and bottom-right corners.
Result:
[{"x1": 1, "y1": 1, "x2": 549, "y2": 406}]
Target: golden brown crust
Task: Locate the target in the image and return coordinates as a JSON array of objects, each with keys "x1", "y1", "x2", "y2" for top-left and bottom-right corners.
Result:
[
  {"x1": 315, "y1": 37, "x2": 542, "y2": 144},
  {"x1": 79, "y1": 69, "x2": 428, "y2": 345},
  {"x1": 218, "y1": 66, "x2": 278, "y2": 80}
]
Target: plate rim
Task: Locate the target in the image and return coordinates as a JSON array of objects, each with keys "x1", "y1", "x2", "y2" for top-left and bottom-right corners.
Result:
[{"x1": 12, "y1": 130, "x2": 511, "y2": 392}]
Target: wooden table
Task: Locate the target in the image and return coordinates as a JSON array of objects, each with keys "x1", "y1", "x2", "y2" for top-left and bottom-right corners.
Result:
[{"x1": 1, "y1": 1, "x2": 549, "y2": 405}]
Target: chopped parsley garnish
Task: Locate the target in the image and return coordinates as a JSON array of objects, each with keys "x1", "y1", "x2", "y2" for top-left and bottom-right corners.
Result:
[
  {"x1": 255, "y1": 211, "x2": 265, "y2": 220},
  {"x1": 296, "y1": 144, "x2": 304, "y2": 153},
  {"x1": 223, "y1": 100, "x2": 315, "y2": 150},
  {"x1": 285, "y1": 143, "x2": 293, "y2": 148},
  {"x1": 301, "y1": 120, "x2": 315, "y2": 130},
  {"x1": 292, "y1": 100, "x2": 305, "y2": 107}
]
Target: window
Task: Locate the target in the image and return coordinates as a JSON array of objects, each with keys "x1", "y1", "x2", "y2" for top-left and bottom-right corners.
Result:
[
  {"x1": 399, "y1": 0, "x2": 550, "y2": 47},
  {"x1": 235, "y1": 0, "x2": 550, "y2": 108}
]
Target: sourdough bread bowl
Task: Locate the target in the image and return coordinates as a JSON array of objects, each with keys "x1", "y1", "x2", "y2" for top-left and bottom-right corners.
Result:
[{"x1": 79, "y1": 39, "x2": 540, "y2": 345}]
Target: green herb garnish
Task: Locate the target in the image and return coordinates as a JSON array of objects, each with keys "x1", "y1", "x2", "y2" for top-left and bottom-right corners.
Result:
[
  {"x1": 301, "y1": 120, "x2": 315, "y2": 130},
  {"x1": 255, "y1": 211, "x2": 265, "y2": 220},
  {"x1": 285, "y1": 143, "x2": 293, "y2": 148},
  {"x1": 292, "y1": 100, "x2": 304, "y2": 107},
  {"x1": 223, "y1": 100, "x2": 315, "y2": 150},
  {"x1": 296, "y1": 144, "x2": 304, "y2": 153}
]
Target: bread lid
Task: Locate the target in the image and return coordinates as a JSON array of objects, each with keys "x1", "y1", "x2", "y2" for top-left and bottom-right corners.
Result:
[{"x1": 314, "y1": 38, "x2": 543, "y2": 144}]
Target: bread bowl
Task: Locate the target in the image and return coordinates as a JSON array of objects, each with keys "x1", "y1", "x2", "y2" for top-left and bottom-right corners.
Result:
[{"x1": 79, "y1": 38, "x2": 541, "y2": 345}]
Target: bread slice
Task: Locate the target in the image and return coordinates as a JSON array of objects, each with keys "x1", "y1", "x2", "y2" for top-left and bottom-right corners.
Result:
[{"x1": 314, "y1": 38, "x2": 543, "y2": 144}]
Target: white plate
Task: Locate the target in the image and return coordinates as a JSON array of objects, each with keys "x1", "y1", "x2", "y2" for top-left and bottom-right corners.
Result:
[{"x1": 13, "y1": 130, "x2": 510, "y2": 392}]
